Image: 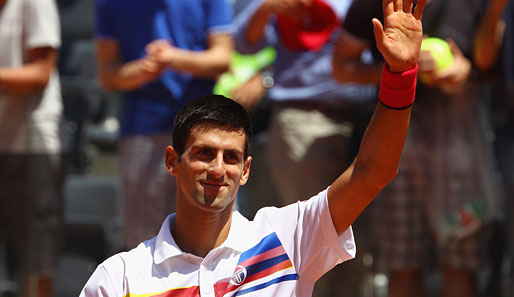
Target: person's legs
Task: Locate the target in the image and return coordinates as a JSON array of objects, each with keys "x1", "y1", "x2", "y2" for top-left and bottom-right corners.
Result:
[
  {"x1": 120, "y1": 133, "x2": 176, "y2": 249},
  {"x1": 22, "y1": 275, "x2": 54, "y2": 297},
  {"x1": 1, "y1": 154, "x2": 65, "y2": 297},
  {"x1": 388, "y1": 269, "x2": 425, "y2": 297},
  {"x1": 439, "y1": 227, "x2": 484, "y2": 297},
  {"x1": 442, "y1": 268, "x2": 476, "y2": 297}
]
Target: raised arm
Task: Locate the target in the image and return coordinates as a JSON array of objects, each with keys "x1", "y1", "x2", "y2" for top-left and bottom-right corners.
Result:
[{"x1": 328, "y1": 0, "x2": 425, "y2": 235}]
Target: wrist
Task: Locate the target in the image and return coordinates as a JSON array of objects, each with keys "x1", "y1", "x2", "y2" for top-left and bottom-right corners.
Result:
[
  {"x1": 378, "y1": 64, "x2": 418, "y2": 109},
  {"x1": 387, "y1": 62, "x2": 417, "y2": 73}
]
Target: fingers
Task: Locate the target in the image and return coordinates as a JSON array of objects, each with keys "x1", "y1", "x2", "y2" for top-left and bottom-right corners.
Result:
[
  {"x1": 413, "y1": 0, "x2": 426, "y2": 20},
  {"x1": 383, "y1": 0, "x2": 395, "y2": 17},
  {"x1": 446, "y1": 38, "x2": 463, "y2": 57},
  {"x1": 403, "y1": 0, "x2": 413, "y2": 14},
  {"x1": 384, "y1": 0, "x2": 423, "y2": 17},
  {"x1": 393, "y1": 0, "x2": 403, "y2": 11},
  {"x1": 146, "y1": 39, "x2": 172, "y2": 54}
]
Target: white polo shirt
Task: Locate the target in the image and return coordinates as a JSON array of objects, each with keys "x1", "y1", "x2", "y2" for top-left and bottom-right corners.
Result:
[{"x1": 80, "y1": 189, "x2": 356, "y2": 297}]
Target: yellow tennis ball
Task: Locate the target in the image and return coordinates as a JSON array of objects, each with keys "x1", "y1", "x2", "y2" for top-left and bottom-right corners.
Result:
[{"x1": 419, "y1": 37, "x2": 454, "y2": 83}]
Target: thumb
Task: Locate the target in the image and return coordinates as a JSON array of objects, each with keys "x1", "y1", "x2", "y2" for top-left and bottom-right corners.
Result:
[{"x1": 372, "y1": 18, "x2": 386, "y2": 49}]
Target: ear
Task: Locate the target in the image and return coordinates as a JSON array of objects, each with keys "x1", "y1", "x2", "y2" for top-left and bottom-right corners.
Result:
[
  {"x1": 239, "y1": 156, "x2": 252, "y2": 186},
  {"x1": 165, "y1": 146, "x2": 179, "y2": 176}
]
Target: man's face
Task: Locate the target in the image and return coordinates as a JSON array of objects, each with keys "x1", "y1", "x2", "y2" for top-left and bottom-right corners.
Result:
[{"x1": 166, "y1": 123, "x2": 251, "y2": 213}]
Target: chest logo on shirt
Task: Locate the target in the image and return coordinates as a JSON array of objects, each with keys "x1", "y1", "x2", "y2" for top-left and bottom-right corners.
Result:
[{"x1": 230, "y1": 265, "x2": 247, "y2": 285}]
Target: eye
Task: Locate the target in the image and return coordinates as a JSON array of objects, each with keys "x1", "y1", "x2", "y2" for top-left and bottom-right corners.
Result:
[
  {"x1": 224, "y1": 153, "x2": 241, "y2": 164},
  {"x1": 196, "y1": 148, "x2": 213, "y2": 159}
]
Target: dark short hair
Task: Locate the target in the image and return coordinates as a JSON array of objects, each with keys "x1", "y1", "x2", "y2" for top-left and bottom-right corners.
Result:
[{"x1": 172, "y1": 94, "x2": 253, "y2": 158}]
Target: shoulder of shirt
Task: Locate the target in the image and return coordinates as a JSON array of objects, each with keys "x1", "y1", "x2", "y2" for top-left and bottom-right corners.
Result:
[
  {"x1": 251, "y1": 191, "x2": 326, "y2": 221},
  {"x1": 99, "y1": 237, "x2": 157, "y2": 273}
]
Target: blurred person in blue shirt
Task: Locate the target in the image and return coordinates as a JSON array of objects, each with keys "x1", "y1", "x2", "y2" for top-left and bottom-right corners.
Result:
[{"x1": 95, "y1": 0, "x2": 234, "y2": 249}]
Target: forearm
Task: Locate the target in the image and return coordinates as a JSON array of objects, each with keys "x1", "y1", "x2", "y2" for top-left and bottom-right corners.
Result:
[
  {"x1": 328, "y1": 103, "x2": 411, "y2": 234},
  {"x1": 328, "y1": 65, "x2": 416, "y2": 234},
  {"x1": 0, "y1": 64, "x2": 52, "y2": 95},
  {"x1": 165, "y1": 46, "x2": 232, "y2": 78},
  {"x1": 245, "y1": 3, "x2": 273, "y2": 45},
  {"x1": 345, "y1": 66, "x2": 415, "y2": 208},
  {"x1": 99, "y1": 59, "x2": 158, "y2": 91},
  {"x1": 473, "y1": 1, "x2": 507, "y2": 71},
  {"x1": 354, "y1": 104, "x2": 410, "y2": 186}
]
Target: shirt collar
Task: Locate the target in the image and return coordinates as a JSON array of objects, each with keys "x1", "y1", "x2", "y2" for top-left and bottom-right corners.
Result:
[
  {"x1": 153, "y1": 211, "x2": 251, "y2": 264},
  {"x1": 153, "y1": 214, "x2": 183, "y2": 264},
  {"x1": 219, "y1": 211, "x2": 251, "y2": 253}
]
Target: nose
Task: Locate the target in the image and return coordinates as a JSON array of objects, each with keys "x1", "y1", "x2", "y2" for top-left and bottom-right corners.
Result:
[{"x1": 207, "y1": 153, "x2": 225, "y2": 177}]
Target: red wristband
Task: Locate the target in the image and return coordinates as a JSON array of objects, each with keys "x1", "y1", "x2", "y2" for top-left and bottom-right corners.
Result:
[{"x1": 378, "y1": 64, "x2": 418, "y2": 110}]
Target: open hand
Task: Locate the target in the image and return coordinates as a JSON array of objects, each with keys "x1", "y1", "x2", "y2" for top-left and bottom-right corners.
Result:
[{"x1": 373, "y1": 0, "x2": 426, "y2": 72}]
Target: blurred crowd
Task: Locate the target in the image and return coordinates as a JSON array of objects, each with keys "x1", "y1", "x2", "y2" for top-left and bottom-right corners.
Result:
[{"x1": 0, "y1": 0, "x2": 513, "y2": 296}]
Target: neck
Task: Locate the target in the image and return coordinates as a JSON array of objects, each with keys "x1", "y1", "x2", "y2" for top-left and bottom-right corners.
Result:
[{"x1": 172, "y1": 203, "x2": 234, "y2": 258}]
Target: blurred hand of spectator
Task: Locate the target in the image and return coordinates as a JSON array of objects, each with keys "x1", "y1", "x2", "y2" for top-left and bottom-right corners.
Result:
[
  {"x1": 418, "y1": 38, "x2": 471, "y2": 93},
  {"x1": 145, "y1": 35, "x2": 233, "y2": 78},
  {"x1": 231, "y1": 72, "x2": 267, "y2": 113},
  {"x1": 96, "y1": 39, "x2": 163, "y2": 91},
  {"x1": 145, "y1": 39, "x2": 178, "y2": 68}
]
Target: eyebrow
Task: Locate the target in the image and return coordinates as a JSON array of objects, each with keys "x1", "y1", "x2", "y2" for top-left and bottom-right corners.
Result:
[{"x1": 193, "y1": 145, "x2": 244, "y2": 156}]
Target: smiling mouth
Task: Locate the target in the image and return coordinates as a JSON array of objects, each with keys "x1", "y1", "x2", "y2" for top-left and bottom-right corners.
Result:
[{"x1": 200, "y1": 181, "x2": 227, "y2": 189}]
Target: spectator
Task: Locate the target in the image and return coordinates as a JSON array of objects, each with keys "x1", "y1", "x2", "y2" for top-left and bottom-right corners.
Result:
[
  {"x1": 94, "y1": 0, "x2": 234, "y2": 249},
  {"x1": 0, "y1": 0, "x2": 65, "y2": 297},
  {"x1": 332, "y1": 0, "x2": 498, "y2": 296},
  {"x1": 474, "y1": 0, "x2": 514, "y2": 295},
  {"x1": 333, "y1": 0, "x2": 494, "y2": 297}
]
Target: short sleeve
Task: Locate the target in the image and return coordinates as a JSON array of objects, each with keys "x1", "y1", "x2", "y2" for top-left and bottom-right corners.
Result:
[
  {"x1": 23, "y1": 0, "x2": 61, "y2": 49},
  {"x1": 79, "y1": 256, "x2": 126, "y2": 297},
  {"x1": 204, "y1": 0, "x2": 234, "y2": 35},
  {"x1": 265, "y1": 189, "x2": 356, "y2": 282}
]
